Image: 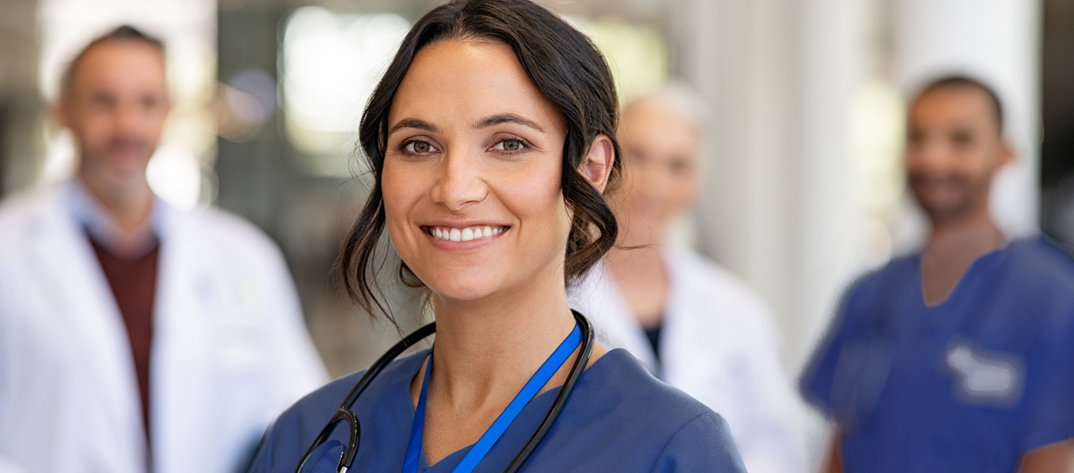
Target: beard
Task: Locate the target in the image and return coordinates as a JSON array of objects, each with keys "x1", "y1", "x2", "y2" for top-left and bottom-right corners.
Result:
[
  {"x1": 909, "y1": 171, "x2": 990, "y2": 226},
  {"x1": 80, "y1": 135, "x2": 156, "y2": 192}
]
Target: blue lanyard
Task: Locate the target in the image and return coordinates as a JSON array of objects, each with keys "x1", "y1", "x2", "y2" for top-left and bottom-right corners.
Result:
[{"x1": 402, "y1": 322, "x2": 582, "y2": 473}]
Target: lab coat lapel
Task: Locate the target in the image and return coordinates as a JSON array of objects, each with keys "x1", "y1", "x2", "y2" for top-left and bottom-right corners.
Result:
[
  {"x1": 151, "y1": 205, "x2": 213, "y2": 473},
  {"x1": 582, "y1": 264, "x2": 659, "y2": 373},
  {"x1": 30, "y1": 189, "x2": 145, "y2": 473},
  {"x1": 660, "y1": 249, "x2": 699, "y2": 387}
]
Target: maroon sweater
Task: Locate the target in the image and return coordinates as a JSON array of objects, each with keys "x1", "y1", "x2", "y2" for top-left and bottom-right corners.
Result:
[{"x1": 88, "y1": 235, "x2": 159, "y2": 460}]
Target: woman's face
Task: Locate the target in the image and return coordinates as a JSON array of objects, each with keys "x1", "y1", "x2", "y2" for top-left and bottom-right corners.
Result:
[
  {"x1": 615, "y1": 101, "x2": 699, "y2": 246},
  {"x1": 382, "y1": 39, "x2": 571, "y2": 303}
]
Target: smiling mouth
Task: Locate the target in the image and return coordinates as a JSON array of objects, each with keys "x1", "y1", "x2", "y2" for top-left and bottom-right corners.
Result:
[{"x1": 424, "y1": 225, "x2": 508, "y2": 242}]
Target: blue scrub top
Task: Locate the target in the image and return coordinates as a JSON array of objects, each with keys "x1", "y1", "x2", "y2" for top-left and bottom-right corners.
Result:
[
  {"x1": 249, "y1": 347, "x2": 746, "y2": 473},
  {"x1": 802, "y1": 238, "x2": 1074, "y2": 472}
]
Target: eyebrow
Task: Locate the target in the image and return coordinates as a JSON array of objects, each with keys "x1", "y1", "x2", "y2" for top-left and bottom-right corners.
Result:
[
  {"x1": 475, "y1": 114, "x2": 546, "y2": 133},
  {"x1": 388, "y1": 118, "x2": 439, "y2": 136},
  {"x1": 387, "y1": 113, "x2": 546, "y2": 136}
]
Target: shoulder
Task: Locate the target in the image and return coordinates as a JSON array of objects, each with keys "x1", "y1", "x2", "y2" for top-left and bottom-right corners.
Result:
[
  {"x1": 165, "y1": 205, "x2": 293, "y2": 280},
  {"x1": 831, "y1": 254, "x2": 919, "y2": 323},
  {"x1": 666, "y1": 249, "x2": 778, "y2": 336},
  {"x1": 852, "y1": 254, "x2": 918, "y2": 297},
  {"x1": 584, "y1": 348, "x2": 743, "y2": 440},
  {"x1": 575, "y1": 350, "x2": 744, "y2": 470},
  {"x1": 0, "y1": 186, "x2": 70, "y2": 273},
  {"x1": 1005, "y1": 237, "x2": 1074, "y2": 285},
  {"x1": 277, "y1": 348, "x2": 426, "y2": 427},
  {"x1": 173, "y1": 205, "x2": 281, "y2": 254},
  {"x1": 588, "y1": 349, "x2": 713, "y2": 418},
  {"x1": 671, "y1": 250, "x2": 756, "y2": 296},
  {"x1": 251, "y1": 349, "x2": 428, "y2": 471},
  {"x1": 0, "y1": 185, "x2": 63, "y2": 241},
  {"x1": 649, "y1": 410, "x2": 747, "y2": 473},
  {"x1": 999, "y1": 238, "x2": 1074, "y2": 329}
]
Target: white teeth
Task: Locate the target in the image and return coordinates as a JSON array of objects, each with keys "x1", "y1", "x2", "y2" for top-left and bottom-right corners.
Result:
[{"x1": 429, "y1": 225, "x2": 507, "y2": 242}]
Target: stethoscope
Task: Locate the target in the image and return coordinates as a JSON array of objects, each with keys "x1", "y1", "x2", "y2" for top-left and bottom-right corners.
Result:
[{"x1": 296, "y1": 311, "x2": 595, "y2": 473}]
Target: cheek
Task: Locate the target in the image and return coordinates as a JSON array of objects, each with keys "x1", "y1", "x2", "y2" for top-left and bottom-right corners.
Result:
[
  {"x1": 668, "y1": 175, "x2": 698, "y2": 210},
  {"x1": 381, "y1": 163, "x2": 421, "y2": 243},
  {"x1": 952, "y1": 150, "x2": 993, "y2": 180},
  {"x1": 504, "y1": 163, "x2": 569, "y2": 236},
  {"x1": 77, "y1": 116, "x2": 111, "y2": 143}
]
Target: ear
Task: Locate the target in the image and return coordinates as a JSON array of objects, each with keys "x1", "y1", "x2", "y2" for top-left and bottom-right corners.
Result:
[
  {"x1": 580, "y1": 133, "x2": 615, "y2": 194},
  {"x1": 997, "y1": 138, "x2": 1015, "y2": 168},
  {"x1": 54, "y1": 98, "x2": 72, "y2": 130}
]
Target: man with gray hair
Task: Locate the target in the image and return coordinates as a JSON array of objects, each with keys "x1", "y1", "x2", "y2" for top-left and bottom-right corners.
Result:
[{"x1": 0, "y1": 26, "x2": 325, "y2": 473}]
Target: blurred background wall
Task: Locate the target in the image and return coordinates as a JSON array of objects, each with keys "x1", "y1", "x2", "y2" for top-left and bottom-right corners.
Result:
[{"x1": 0, "y1": 0, "x2": 1070, "y2": 468}]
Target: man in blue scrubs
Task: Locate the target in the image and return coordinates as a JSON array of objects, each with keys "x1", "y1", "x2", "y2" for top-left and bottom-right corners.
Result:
[{"x1": 802, "y1": 76, "x2": 1074, "y2": 473}]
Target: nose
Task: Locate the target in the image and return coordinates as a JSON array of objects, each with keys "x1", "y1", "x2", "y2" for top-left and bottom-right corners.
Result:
[
  {"x1": 907, "y1": 136, "x2": 952, "y2": 174},
  {"x1": 430, "y1": 150, "x2": 488, "y2": 211},
  {"x1": 114, "y1": 101, "x2": 148, "y2": 136},
  {"x1": 629, "y1": 160, "x2": 666, "y2": 200}
]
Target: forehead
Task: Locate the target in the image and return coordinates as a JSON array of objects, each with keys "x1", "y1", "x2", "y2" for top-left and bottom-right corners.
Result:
[
  {"x1": 910, "y1": 86, "x2": 998, "y2": 131},
  {"x1": 619, "y1": 102, "x2": 698, "y2": 149},
  {"x1": 388, "y1": 38, "x2": 563, "y2": 130},
  {"x1": 70, "y1": 40, "x2": 166, "y2": 95}
]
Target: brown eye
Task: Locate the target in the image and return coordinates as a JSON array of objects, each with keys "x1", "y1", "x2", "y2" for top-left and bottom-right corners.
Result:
[
  {"x1": 493, "y1": 139, "x2": 525, "y2": 152},
  {"x1": 668, "y1": 157, "x2": 692, "y2": 176},
  {"x1": 950, "y1": 130, "x2": 974, "y2": 146},
  {"x1": 405, "y1": 141, "x2": 436, "y2": 154}
]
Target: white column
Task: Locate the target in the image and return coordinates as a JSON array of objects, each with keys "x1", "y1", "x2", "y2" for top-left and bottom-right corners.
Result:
[
  {"x1": 671, "y1": 1, "x2": 872, "y2": 467},
  {"x1": 670, "y1": 0, "x2": 871, "y2": 374},
  {"x1": 892, "y1": 0, "x2": 1042, "y2": 242}
]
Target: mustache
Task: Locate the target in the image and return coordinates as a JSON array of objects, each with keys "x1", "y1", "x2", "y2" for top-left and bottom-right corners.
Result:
[
  {"x1": 908, "y1": 172, "x2": 966, "y2": 188},
  {"x1": 105, "y1": 136, "x2": 152, "y2": 154}
]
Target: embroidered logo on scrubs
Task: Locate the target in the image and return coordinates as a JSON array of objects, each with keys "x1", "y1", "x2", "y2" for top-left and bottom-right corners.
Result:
[{"x1": 944, "y1": 340, "x2": 1025, "y2": 408}]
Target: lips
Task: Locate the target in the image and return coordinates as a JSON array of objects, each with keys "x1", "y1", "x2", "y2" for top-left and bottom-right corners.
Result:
[{"x1": 424, "y1": 225, "x2": 508, "y2": 242}]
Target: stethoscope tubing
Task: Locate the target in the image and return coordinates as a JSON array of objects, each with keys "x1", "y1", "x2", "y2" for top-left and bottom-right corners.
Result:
[
  {"x1": 503, "y1": 312, "x2": 593, "y2": 472},
  {"x1": 295, "y1": 312, "x2": 593, "y2": 473},
  {"x1": 296, "y1": 322, "x2": 437, "y2": 473}
]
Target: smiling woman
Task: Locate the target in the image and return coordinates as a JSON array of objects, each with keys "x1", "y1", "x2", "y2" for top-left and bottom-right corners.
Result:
[{"x1": 246, "y1": 1, "x2": 747, "y2": 472}]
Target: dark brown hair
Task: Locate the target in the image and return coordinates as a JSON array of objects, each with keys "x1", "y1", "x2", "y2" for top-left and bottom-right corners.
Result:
[
  {"x1": 914, "y1": 75, "x2": 1005, "y2": 135},
  {"x1": 338, "y1": 0, "x2": 622, "y2": 321}
]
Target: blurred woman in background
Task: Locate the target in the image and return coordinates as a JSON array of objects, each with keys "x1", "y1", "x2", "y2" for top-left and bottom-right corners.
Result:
[{"x1": 570, "y1": 84, "x2": 807, "y2": 473}]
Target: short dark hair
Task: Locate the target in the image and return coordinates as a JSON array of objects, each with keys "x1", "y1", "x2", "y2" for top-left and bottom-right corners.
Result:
[
  {"x1": 913, "y1": 75, "x2": 1005, "y2": 134},
  {"x1": 60, "y1": 25, "x2": 166, "y2": 99},
  {"x1": 338, "y1": 0, "x2": 622, "y2": 322}
]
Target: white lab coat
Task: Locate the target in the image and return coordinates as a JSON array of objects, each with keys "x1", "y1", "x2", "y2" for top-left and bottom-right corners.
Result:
[
  {"x1": 0, "y1": 183, "x2": 326, "y2": 473},
  {"x1": 569, "y1": 248, "x2": 807, "y2": 473}
]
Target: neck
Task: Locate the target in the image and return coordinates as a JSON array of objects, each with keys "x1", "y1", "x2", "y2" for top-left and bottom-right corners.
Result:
[
  {"x1": 919, "y1": 202, "x2": 1006, "y2": 306},
  {"x1": 412, "y1": 261, "x2": 609, "y2": 465},
  {"x1": 604, "y1": 233, "x2": 669, "y2": 328},
  {"x1": 426, "y1": 269, "x2": 577, "y2": 408},
  {"x1": 605, "y1": 239, "x2": 662, "y2": 269},
  {"x1": 926, "y1": 203, "x2": 1005, "y2": 258},
  {"x1": 77, "y1": 172, "x2": 154, "y2": 234}
]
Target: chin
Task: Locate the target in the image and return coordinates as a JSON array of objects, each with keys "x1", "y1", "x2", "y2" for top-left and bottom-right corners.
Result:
[{"x1": 423, "y1": 273, "x2": 503, "y2": 303}]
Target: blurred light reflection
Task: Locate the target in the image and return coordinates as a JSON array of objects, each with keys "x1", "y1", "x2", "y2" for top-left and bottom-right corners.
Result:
[{"x1": 281, "y1": 8, "x2": 410, "y2": 165}]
